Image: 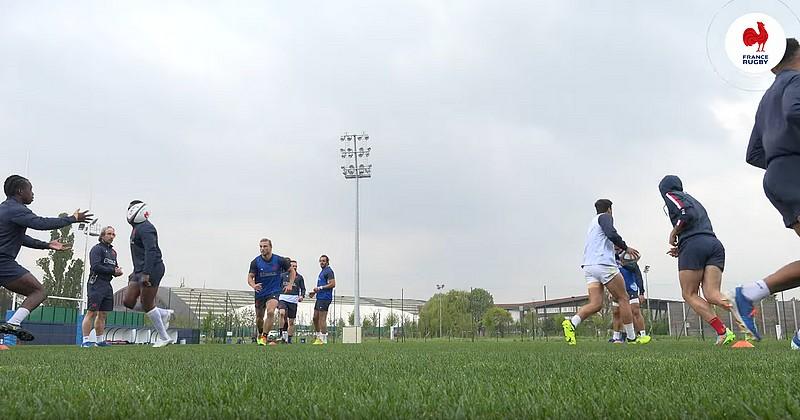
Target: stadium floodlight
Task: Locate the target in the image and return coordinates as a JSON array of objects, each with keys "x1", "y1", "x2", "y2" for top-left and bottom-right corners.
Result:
[
  {"x1": 436, "y1": 284, "x2": 446, "y2": 337},
  {"x1": 339, "y1": 132, "x2": 372, "y2": 331}
]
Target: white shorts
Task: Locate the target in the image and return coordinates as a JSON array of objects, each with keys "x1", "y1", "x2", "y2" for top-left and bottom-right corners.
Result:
[
  {"x1": 583, "y1": 264, "x2": 620, "y2": 285},
  {"x1": 611, "y1": 298, "x2": 640, "y2": 307}
]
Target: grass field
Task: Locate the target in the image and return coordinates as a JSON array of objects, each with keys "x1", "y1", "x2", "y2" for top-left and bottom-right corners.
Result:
[{"x1": 1, "y1": 338, "x2": 799, "y2": 419}]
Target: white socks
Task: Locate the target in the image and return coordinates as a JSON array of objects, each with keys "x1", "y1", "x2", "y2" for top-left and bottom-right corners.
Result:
[
  {"x1": 639, "y1": 330, "x2": 647, "y2": 337},
  {"x1": 612, "y1": 331, "x2": 621, "y2": 340},
  {"x1": 570, "y1": 315, "x2": 582, "y2": 327},
  {"x1": 7, "y1": 308, "x2": 30, "y2": 325},
  {"x1": 321, "y1": 333, "x2": 328, "y2": 343},
  {"x1": 147, "y1": 308, "x2": 170, "y2": 341},
  {"x1": 624, "y1": 323, "x2": 636, "y2": 340},
  {"x1": 742, "y1": 280, "x2": 770, "y2": 302}
]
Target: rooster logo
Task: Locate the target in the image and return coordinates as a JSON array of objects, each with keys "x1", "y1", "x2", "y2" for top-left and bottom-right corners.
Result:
[{"x1": 743, "y1": 21, "x2": 768, "y2": 52}]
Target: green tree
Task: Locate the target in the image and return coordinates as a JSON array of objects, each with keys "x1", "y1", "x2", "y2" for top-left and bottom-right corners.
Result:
[
  {"x1": 482, "y1": 306, "x2": 513, "y2": 337},
  {"x1": 469, "y1": 288, "x2": 494, "y2": 323},
  {"x1": 201, "y1": 311, "x2": 217, "y2": 342},
  {"x1": 384, "y1": 312, "x2": 399, "y2": 328},
  {"x1": 348, "y1": 311, "x2": 355, "y2": 326},
  {"x1": 35, "y1": 215, "x2": 83, "y2": 309},
  {"x1": 419, "y1": 289, "x2": 471, "y2": 337}
]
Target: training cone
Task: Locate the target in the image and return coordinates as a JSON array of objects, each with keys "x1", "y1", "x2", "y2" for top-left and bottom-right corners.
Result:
[
  {"x1": 0, "y1": 344, "x2": 10, "y2": 350},
  {"x1": 732, "y1": 340, "x2": 755, "y2": 348}
]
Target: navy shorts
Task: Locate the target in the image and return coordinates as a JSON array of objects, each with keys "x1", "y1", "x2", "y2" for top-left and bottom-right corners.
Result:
[
  {"x1": 764, "y1": 156, "x2": 800, "y2": 229},
  {"x1": 130, "y1": 262, "x2": 165, "y2": 288},
  {"x1": 619, "y1": 266, "x2": 640, "y2": 300},
  {"x1": 314, "y1": 299, "x2": 332, "y2": 312},
  {"x1": 0, "y1": 260, "x2": 30, "y2": 287},
  {"x1": 255, "y1": 293, "x2": 279, "y2": 311},
  {"x1": 678, "y1": 235, "x2": 725, "y2": 271},
  {"x1": 278, "y1": 300, "x2": 298, "y2": 319},
  {"x1": 87, "y1": 281, "x2": 113, "y2": 312}
]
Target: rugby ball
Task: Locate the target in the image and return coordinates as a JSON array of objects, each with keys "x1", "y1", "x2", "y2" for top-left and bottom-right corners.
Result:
[
  {"x1": 127, "y1": 202, "x2": 150, "y2": 224},
  {"x1": 620, "y1": 251, "x2": 640, "y2": 264}
]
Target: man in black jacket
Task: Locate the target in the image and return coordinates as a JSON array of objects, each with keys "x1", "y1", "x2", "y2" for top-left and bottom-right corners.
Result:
[
  {"x1": 81, "y1": 226, "x2": 123, "y2": 347},
  {"x1": 0, "y1": 175, "x2": 92, "y2": 341}
]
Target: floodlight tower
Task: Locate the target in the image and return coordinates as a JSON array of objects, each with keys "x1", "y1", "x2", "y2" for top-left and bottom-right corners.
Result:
[{"x1": 340, "y1": 132, "x2": 372, "y2": 330}]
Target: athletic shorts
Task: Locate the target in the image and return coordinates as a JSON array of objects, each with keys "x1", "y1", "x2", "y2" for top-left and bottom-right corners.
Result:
[
  {"x1": 678, "y1": 235, "x2": 725, "y2": 271},
  {"x1": 619, "y1": 266, "x2": 641, "y2": 300},
  {"x1": 278, "y1": 300, "x2": 298, "y2": 319},
  {"x1": 314, "y1": 299, "x2": 332, "y2": 312},
  {"x1": 764, "y1": 156, "x2": 800, "y2": 229},
  {"x1": 254, "y1": 293, "x2": 280, "y2": 310},
  {"x1": 582, "y1": 264, "x2": 620, "y2": 285},
  {"x1": 0, "y1": 260, "x2": 29, "y2": 287},
  {"x1": 130, "y1": 262, "x2": 166, "y2": 288},
  {"x1": 87, "y1": 281, "x2": 113, "y2": 312}
]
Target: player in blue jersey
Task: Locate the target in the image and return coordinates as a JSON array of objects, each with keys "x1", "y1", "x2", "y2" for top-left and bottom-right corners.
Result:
[
  {"x1": 247, "y1": 238, "x2": 295, "y2": 346},
  {"x1": 309, "y1": 254, "x2": 335, "y2": 345},
  {"x1": 730, "y1": 39, "x2": 800, "y2": 348},
  {"x1": 0, "y1": 175, "x2": 92, "y2": 342},
  {"x1": 609, "y1": 247, "x2": 650, "y2": 343}
]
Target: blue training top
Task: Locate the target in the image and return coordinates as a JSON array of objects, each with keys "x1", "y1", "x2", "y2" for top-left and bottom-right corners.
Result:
[
  {"x1": 249, "y1": 254, "x2": 290, "y2": 298},
  {"x1": 0, "y1": 197, "x2": 76, "y2": 262},
  {"x1": 316, "y1": 266, "x2": 335, "y2": 300}
]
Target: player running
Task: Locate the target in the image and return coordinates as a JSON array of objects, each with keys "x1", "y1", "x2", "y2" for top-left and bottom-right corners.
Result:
[
  {"x1": 278, "y1": 259, "x2": 305, "y2": 344},
  {"x1": 121, "y1": 200, "x2": 175, "y2": 348},
  {"x1": 0, "y1": 175, "x2": 92, "y2": 342},
  {"x1": 730, "y1": 38, "x2": 800, "y2": 348},
  {"x1": 247, "y1": 238, "x2": 295, "y2": 346},
  {"x1": 563, "y1": 199, "x2": 645, "y2": 345},
  {"x1": 659, "y1": 175, "x2": 735, "y2": 345},
  {"x1": 609, "y1": 247, "x2": 650, "y2": 343}
]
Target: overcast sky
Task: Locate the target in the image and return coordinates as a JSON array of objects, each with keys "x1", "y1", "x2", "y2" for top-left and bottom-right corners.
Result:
[{"x1": 3, "y1": 1, "x2": 800, "y2": 304}]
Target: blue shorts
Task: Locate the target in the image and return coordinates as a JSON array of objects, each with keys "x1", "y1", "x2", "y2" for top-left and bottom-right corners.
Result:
[
  {"x1": 130, "y1": 262, "x2": 165, "y2": 288},
  {"x1": 314, "y1": 299, "x2": 332, "y2": 312},
  {"x1": 764, "y1": 156, "x2": 800, "y2": 229},
  {"x1": 678, "y1": 235, "x2": 725, "y2": 271},
  {"x1": 87, "y1": 281, "x2": 113, "y2": 312},
  {"x1": 0, "y1": 260, "x2": 30, "y2": 287},
  {"x1": 619, "y1": 266, "x2": 640, "y2": 300}
]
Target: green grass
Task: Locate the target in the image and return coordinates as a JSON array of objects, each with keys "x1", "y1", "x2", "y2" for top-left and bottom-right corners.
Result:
[{"x1": 1, "y1": 338, "x2": 799, "y2": 419}]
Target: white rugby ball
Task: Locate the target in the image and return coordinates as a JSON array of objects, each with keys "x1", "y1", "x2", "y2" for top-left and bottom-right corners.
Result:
[
  {"x1": 620, "y1": 251, "x2": 640, "y2": 264},
  {"x1": 127, "y1": 202, "x2": 150, "y2": 224}
]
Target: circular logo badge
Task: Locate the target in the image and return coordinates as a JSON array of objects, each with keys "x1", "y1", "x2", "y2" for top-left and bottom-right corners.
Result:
[{"x1": 725, "y1": 13, "x2": 787, "y2": 74}]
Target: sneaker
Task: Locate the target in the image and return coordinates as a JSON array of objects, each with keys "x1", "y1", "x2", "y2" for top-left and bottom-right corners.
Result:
[
  {"x1": 152, "y1": 338, "x2": 173, "y2": 348},
  {"x1": 312, "y1": 338, "x2": 323, "y2": 345},
  {"x1": 81, "y1": 341, "x2": 96, "y2": 348},
  {"x1": 95, "y1": 341, "x2": 112, "y2": 347},
  {"x1": 0, "y1": 322, "x2": 34, "y2": 341},
  {"x1": 160, "y1": 309, "x2": 174, "y2": 330},
  {"x1": 257, "y1": 335, "x2": 267, "y2": 346},
  {"x1": 715, "y1": 328, "x2": 736, "y2": 346},
  {"x1": 792, "y1": 334, "x2": 800, "y2": 350},
  {"x1": 728, "y1": 287, "x2": 761, "y2": 341},
  {"x1": 635, "y1": 335, "x2": 652, "y2": 345},
  {"x1": 561, "y1": 319, "x2": 576, "y2": 345}
]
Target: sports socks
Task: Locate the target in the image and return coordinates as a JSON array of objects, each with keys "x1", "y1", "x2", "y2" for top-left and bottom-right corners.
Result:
[
  {"x1": 7, "y1": 307, "x2": 30, "y2": 325},
  {"x1": 742, "y1": 280, "x2": 770, "y2": 302},
  {"x1": 570, "y1": 315, "x2": 582, "y2": 327},
  {"x1": 639, "y1": 330, "x2": 647, "y2": 337},
  {"x1": 321, "y1": 333, "x2": 328, "y2": 343},
  {"x1": 147, "y1": 308, "x2": 170, "y2": 341},
  {"x1": 612, "y1": 331, "x2": 621, "y2": 340},
  {"x1": 624, "y1": 323, "x2": 635, "y2": 339},
  {"x1": 709, "y1": 317, "x2": 726, "y2": 335}
]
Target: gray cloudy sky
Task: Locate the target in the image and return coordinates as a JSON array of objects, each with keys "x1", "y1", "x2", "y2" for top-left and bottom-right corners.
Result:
[{"x1": 3, "y1": 1, "x2": 800, "y2": 304}]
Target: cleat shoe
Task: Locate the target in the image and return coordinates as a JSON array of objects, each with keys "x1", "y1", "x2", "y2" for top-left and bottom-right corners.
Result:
[
  {"x1": 312, "y1": 338, "x2": 323, "y2": 345},
  {"x1": 626, "y1": 338, "x2": 638, "y2": 344},
  {"x1": 561, "y1": 319, "x2": 576, "y2": 345},
  {"x1": 257, "y1": 335, "x2": 267, "y2": 346},
  {"x1": 611, "y1": 338, "x2": 625, "y2": 344},
  {"x1": 81, "y1": 341, "x2": 96, "y2": 348},
  {"x1": 0, "y1": 322, "x2": 34, "y2": 341},
  {"x1": 728, "y1": 287, "x2": 761, "y2": 341},
  {"x1": 95, "y1": 341, "x2": 111, "y2": 347},
  {"x1": 152, "y1": 338, "x2": 174, "y2": 348},
  {"x1": 635, "y1": 335, "x2": 652, "y2": 344},
  {"x1": 792, "y1": 334, "x2": 800, "y2": 350},
  {"x1": 715, "y1": 328, "x2": 736, "y2": 346}
]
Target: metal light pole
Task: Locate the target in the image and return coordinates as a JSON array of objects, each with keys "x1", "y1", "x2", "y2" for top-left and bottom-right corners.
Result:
[
  {"x1": 340, "y1": 132, "x2": 372, "y2": 330},
  {"x1": 436, "y1": 284, "x2": 445, "y2": 338},
  {"x1": 643, "y1": 265, "x2": 651, "y2": 324}
]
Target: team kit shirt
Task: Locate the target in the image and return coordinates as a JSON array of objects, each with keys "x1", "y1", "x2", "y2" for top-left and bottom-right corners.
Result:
[
  {"x1": 278, "y1": 272, "x2": 305, "y2": 304},
  {"x1": 250, "y1": 254, "x2": 291, "y2": 299},
  {"x1": 316, "y1": 266, "x2": 335, "y2": 300}
]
